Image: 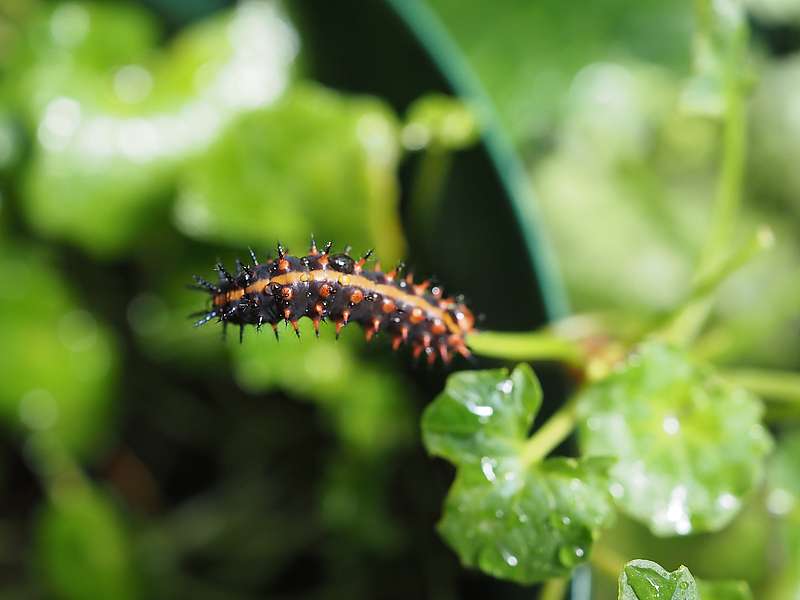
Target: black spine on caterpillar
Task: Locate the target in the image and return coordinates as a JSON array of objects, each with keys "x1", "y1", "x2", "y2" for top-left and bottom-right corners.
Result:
[{"x1": 192, "y1": 239, "x2": 475, "y2": 364}]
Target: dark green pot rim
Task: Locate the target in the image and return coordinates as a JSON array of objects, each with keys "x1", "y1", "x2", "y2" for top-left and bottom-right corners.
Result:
[{"x1": 384, "y1": 0, "x2": 570, "y2": 323}]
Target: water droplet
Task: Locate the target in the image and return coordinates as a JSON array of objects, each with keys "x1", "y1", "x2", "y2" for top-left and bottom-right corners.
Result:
[
  {"x1": 679, "y1": 581, "x2": 689, "y2": 590},
  {"x1": 609, "y1": 482, "x2": 625, "y2": 498},
  {"x1": 497, "y1": 379, "x2": 514, "y2": 394},
  {"x1": 558, "y1": 545, "x2": 586, "y2": 567},
  {"x1": 561, "y1": 516, "x2": 571, "y2": 526},
  {"x1": 662, "y1": 415, "x2": 680, "y2": 435},
  {"x1": 766, "y1": 488, "x2": 795, "y2": 516},
  {"x1": 654, "y1": 484, "x2": 692, "y2": 535},
  {"x1": 717, "y1": 492, "x2": 739, "y2": 511},
  {"x1": 480, "y1": 457, "x2": 497, "y2": 483},
  {"x1": 501, "y1": 549, "x2": 518, "y2": 567},
  {"x1": 467, "y1": 402, "x2": 494, "y2": 418}
]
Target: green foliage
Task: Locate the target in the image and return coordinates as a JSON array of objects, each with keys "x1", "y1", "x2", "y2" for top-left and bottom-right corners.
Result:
[
  {"x1": 177, "y1": 83, "x2": 405, "y2": 262},
  {"x1": 423, "y1": 365, "x2": 614, "y2": 583},
  {"x1": 764, "y1": 430, "x2": 800, "y2": 598},
  {"x1": 14, "y1": 1, "x2": 300, "y2": 257},
  {"x1": 403, "y1": 94, "x2": 479, "y2": 150},
  {"x1": 35, "y1": 486, "x2": 140, "y2": 600},
  {"x1": 619, "y1": 560, "x2": 697, "y2": 599},
  {"x1": 231, "y1": 320, "x2": 413, "y2": 455},
  {"x1": 617, "y1": 559, "x2": 751, "y2": 600},
  {"x1": 0, "y1": 242, "x2": 117, "y2": 455},
  {"x1": 0, "y1": 0, "x2": 798, "y2": 597},
  {"x1": 426, "y1": 0, "x2": 691, "y2": 141},
  {"x1": 577, "y1": 343, "x2": 772, "y2": 536}
]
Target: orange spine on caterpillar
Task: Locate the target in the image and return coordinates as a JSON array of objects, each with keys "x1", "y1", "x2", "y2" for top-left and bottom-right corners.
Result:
[{"x1": 191, "y1": 237, "x2": 474, "y2": 365}]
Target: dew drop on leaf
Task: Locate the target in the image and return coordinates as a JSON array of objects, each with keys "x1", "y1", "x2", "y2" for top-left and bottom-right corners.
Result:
[
  {"x1": 501, "y1": 549, "x2": 518, "y2": 567},
  {"x1": 558, "y1": 545, "x2": 585, "y2": 567}
]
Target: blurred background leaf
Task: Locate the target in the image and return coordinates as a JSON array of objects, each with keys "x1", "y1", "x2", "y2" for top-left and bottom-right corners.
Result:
[{"x1": 577, "y1": 343, "x2": 772, "y2": 537}]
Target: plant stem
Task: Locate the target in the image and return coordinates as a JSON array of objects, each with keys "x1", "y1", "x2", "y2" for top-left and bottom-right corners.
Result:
[
  {"x1": 538, "y1": 577, "x2": 567, "y2": 600},
  {"x1": 667, "y1": 1, "x2": 750, "y2": 347},
  {"x1": 697, "y1": 13, "x2": 748, "y2": 278},
  {"x1": 659, "y1": 226, "x2": 773, "y2": 344},
  {"x1": 521, "y1": 395, "x2": 579, "y2": 466},
  {"x1": 590, "y1": 543, "x2": 628, "y2": 580},
  {"x1": 24, "y1": 432, "x2": 89, "y2": 503},
  {"x1": 721, "y1": 368, "x2": 800, "y2": 405},
  {"x1": 409, "y1": 144, "x2": 451, "y2": 245},
  {"x1": 466, "y1": 330, "x2": 585, "y2": 367}
]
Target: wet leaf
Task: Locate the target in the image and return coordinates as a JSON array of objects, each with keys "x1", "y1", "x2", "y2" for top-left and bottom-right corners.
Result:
[
  {"x1": 422, "y1": 365, "x2": 614, "y2": 584},
  {"x1": 618, "y1": 559, "x2": 752, "y2": 600},
  {"x1": 578, "y1": 343, "x2": 772, "y2": 536},
  {"x1": 619, "y1": 560, "x2": 697, "y2": 599},
  {"x1": 422, "y1": 363, "x2": 542, "y2": 464}
]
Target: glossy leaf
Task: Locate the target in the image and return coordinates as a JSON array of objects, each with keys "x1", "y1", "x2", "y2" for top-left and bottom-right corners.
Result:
[
  {"x1": 422, "y1": 363, "x2": 542, "y2": 464},
  {"x1": 618, "y1": 560, "x2": 752, "y2": 600},
  {"x1": 578, "y1": 343, "x2": 772, "y2": 536},
  {"x1": 619, "y1": 560, "x2": 697, "y2": 599},
  {"x1": 422, "y1": 365, "x2": 614, "y2": 584}
]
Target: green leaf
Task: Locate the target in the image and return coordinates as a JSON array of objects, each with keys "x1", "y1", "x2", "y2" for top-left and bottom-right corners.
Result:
[
  {"x1": 176, "y1": 83, "x2": 405, "y2": 264},
  {"x1": 231, "y1": 319, "x2": 413, "y2": 456},
  {"x1": 438, "y1": 455, "x2": 614, "y2": 583},
  {"x1": 0, "y1": 243, "x2": 117, "y2": 456},
  {"x1": 578, "y1": 342, "x2": 772, "y2": 536},
  {"x1": 619, "y1": 560, "x2": 697, "y2": 599},
  {"x1": 422, "y1": 364, "x2": 542, "y2": 464},
  {"x1": 617, "y1": 560, "x2": 752, "y2": 600},
  {"x1": 422, "y1": 365, "x2": 614, "y2": 584},
  {"x1": 15, "y1": 2, "x2": 300, "y2": 257},
  {"x1": 36, "y1": 487, "x2": 140, "y2": 600}
]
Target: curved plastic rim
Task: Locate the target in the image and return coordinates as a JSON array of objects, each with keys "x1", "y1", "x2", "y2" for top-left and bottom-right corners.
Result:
[{"x1": 384, "y1": 0, "x2": 570, "y2": 322}]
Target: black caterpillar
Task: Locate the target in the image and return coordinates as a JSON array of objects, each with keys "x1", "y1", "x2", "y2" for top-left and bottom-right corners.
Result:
[{"x1": 192, "y1": 238, "x2": 474, "y2": 364}]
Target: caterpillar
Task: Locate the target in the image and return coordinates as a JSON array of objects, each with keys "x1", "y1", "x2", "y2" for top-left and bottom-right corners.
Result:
[{"x1": 191, "y1": 238, "x2": 474, "y2": 365}]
